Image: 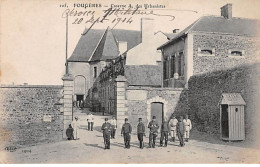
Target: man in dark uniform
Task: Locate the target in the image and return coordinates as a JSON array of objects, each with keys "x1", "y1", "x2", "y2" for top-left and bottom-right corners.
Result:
[
  {"x1": 101, "y1": 118, "x2": 112, "y2": 149},
  {"x1": 137, "y1": 118, "x2": 145, "y2": 149},
  {"x1": 121, "y1": 118, "x2": 132, "y2": 149},
  {"x1": 160, "y1": 118, "x2": 170, "y2": 147},
  {"x1": 177, "y1": 116, "x2": 185, "y2": 147},
  {"x1": 148, "y1": 116, "x2": 159, "y2": 148}
]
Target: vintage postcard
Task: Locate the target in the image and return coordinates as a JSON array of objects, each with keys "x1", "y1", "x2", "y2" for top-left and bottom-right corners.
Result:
[{"x1": 0, "y1": 0, "x2": 260, "y2": 164}]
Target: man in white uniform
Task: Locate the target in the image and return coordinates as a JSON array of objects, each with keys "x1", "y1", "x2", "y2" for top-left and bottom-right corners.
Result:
[
  {"x1": 169, "y1": 114, "x2": 178, "y2": 142},
  {"x1": 87, "y1": 113, "x2": 94, "y2": 131},
  {"x1": 183, "y1": 114, "x2": 192, "y2": 142},
  {"x1": 71, "y1": 116, "x2": 80, "y2": 140},
  {"x1": 110, "y1": 116, "x2": 117, "y2": 139}
]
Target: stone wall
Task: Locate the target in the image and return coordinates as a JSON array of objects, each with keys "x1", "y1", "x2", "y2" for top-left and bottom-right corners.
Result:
[
  {"x1": 125, "y1": 87, "x2": 188, "y2": 134},
  {"x1": 188, "y1": 63, "x2": 260, "y2": 144},
  {"x1": 193, "y1": 32, "x2": 260, "y2": 75},
  {"x1": 0, "y1": 85, "x2": 63, "y2": 147}
]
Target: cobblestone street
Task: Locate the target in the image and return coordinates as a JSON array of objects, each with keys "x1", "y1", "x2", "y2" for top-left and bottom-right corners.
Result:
[{"x1": 1, "y1": 109, "x2": 259, "y2": 164}]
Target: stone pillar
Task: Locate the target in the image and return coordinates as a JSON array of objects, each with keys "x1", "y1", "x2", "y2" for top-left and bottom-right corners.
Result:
[
  {"x1": 62, "y1": 74, "x2": 74, "y2": 138},
  {"x1": 115, "y1": 75, "x2": 127, "y2": 130}
]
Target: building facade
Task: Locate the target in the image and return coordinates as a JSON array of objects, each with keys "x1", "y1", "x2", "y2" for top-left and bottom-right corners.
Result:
[{"x1": 158, "y1": 4, "x2": 260, "y2": 88}]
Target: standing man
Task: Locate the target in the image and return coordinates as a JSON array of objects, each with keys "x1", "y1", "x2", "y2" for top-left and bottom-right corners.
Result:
[
  {"x1": 160, "y1": 117, "x2": 170, "y2": 147},
  {"x1": 169, "y1": 114, "x2": 178, "y2": 142},
  {"x1": 148, "y1": 116, "x2": 159, "y2": 148},
  {"x1": 183, "y1": 114, "x2": 192, "y2": 142},
  {"x1": 87, "y1": 113, "x2": 94, "y2": 131},
  {"x1": 177, "y1": 116, "x2": 185, "y2": 147},
  {"x1": 137, "y1": 118, "x2": 145, "y2": 149},
  {"x1": 101, "y1": 118, "x2": 112, "y2": 149},
  {"x1": 121, "y1": 118, "x2": 132, "y2": 149},
  {"x1": 71, "y1": 116, "x2": 80, "y2": 140},
  {"x1": 110, "y1": 116, "x2": 117, "y2": 139}
]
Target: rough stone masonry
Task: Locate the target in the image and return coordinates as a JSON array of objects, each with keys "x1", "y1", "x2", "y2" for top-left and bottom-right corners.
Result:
[{"x1": 0, "y1": 85, "x2": 63, "y2": 147}]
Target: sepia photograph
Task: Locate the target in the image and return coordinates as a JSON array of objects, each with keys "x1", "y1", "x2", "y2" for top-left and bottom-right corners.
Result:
[{"x1": 0, "y1": 0, "x2": 260, "y2": 164}]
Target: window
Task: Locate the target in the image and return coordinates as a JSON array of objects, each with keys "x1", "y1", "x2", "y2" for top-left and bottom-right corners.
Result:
[
  {"x1": 170, "y1": 55, "x2": 175, "y2": 78},
  {"x1": 178, "y1": 52, "x2": 184, "y2": 77},
  {"x1": 231, "y1": 51, "x2": 242, "y2": 56},
  {"x1": 93, "y1": 67, "x2": 97, "y2": 78},
  {"x1": 228, "y1": 49, "x2": 245, "y2": 58},
  {"x1": 163, "y1": 58, "x2": 167, "y2": 79},
  {"x1": 198, "y1": 47, "x2": 215, "y2": 56},
  {"x1": 201, "y1": 49, "x2": 212, "y2": 54}
]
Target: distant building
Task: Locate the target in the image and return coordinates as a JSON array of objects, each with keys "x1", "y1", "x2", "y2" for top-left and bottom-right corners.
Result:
[{"x1": 67, "y1": 28, "x2": 141, "y2": 103}]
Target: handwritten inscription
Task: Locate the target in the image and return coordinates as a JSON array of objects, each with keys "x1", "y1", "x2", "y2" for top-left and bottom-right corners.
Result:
[
  {"x1": 22, "y1": 149, "x2": 32, "y2": 153},
  {"x1": 60, "y1": 3, "x2": 198, "y2": 32},
  {"x1": 5, "y1": 146, "x2": 17, "y2": 152}
]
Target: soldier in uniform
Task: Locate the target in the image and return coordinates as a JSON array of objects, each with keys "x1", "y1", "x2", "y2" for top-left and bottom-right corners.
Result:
[
  {"x1": 101, "y1": 118, "x2": 112, "y2": 149},
  {"x1": 148, "y1": 116, "x2": 159, "y2": 148},
  {"x1": 169, "y1": 114, "x2": 178, "y2": 142},
  {"x1": 177, "y1": 116, "x2": 185, "y2": 147},
  {"x1": 160, "y1": 117, "x2": 170, "y2": 147},
  {"x1": 137, "y1": 118, "x2": 145, "y2": 149},
  {"x1": 183, "y1": 114, "x2": 192, "y2": 142},
  {"x1": 121, "y1": 118, "x2": 132, "y2": 149}
]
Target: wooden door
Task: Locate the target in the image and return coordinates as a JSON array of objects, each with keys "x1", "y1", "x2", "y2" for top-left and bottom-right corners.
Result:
[
  {"x1": 151, "y1": 102, "x2": 164, "y2": 126},
  {"x1": 229, "y1": 106, "x2": 245, "y2": 140}
]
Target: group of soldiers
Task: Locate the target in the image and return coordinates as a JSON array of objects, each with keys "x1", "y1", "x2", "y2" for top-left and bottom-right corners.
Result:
[{"x1": 101, "y1": 114, "x2": 192, "y2": 149}]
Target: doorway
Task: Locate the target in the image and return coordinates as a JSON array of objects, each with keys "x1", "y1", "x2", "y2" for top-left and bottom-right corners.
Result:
[
  {"x1": 151, "y1": 102, "x2": 164, "y2": 126},
  {"x1": 76, "y1": 95, "x2": 84, "y2": 102},
  {"x1": 221, "y1": 104, "x2": 229, "y2": 138}
]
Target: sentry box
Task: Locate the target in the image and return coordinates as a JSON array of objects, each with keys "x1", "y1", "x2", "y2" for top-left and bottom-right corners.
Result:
[{"x1": 219, "y1": 93, "x2": 246, "y2": 141}]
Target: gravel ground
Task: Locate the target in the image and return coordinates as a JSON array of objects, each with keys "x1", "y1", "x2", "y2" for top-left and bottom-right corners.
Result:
[{"x1": 0, "y1": 109, "x2": 259, "y2": 164}]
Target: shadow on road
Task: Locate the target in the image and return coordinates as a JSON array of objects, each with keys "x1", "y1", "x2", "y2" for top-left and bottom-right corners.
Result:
[
  {"x1": 93, "y1": 126, "x2": 102, "y2": 133},
  {"x1": 84, "y1": 143, "x2": 104, "y2": 150}
]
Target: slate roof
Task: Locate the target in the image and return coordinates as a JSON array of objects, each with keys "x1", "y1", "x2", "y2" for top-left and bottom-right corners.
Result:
[
  {"x1": 219, "y1": 93, "x2": 246, "y2": 105},
  {"x1": 124, "y1": 65, "x2": 161, "y2": 86},
  {"x1": 68, "y1": 28, "x2": 141, "y2": 62},
  {"x1": 158, "y1": 16, "x2": 260, "y2": 49}
]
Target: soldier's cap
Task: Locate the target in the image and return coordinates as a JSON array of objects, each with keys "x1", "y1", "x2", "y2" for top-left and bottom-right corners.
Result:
[
  {"x1": 152, "y1": 116, "x2": 156, "y2": 119},
  {"x1": 105, "y1": 118, "x2": 108, "y2": 121},
  {"x1": 139, "y1": 118, "x2": 142, "y2": 120},
  {"x1": 125, "y1": 118, "x2": 128, "y2": 121}
]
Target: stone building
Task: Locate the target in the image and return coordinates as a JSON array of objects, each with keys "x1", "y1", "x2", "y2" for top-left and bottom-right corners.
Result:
[
  {"x1": 158, "y1": 3, "x2": 260, "y2": 88},
  {"x1": 67, "y1": 27, "x2": 141, "y2": 104},
  {"x1": 87, "y1": 18, "x2": 183, "y2": 130},
  {"x1": 63, "y1": 4, "x2": 260, "y2": 138}
]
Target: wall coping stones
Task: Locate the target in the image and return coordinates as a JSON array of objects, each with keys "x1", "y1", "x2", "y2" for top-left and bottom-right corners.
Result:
[
  {"x1": 115, "y1": 75, "x2": 127, "y2": 82},
  {"x1": 126, "y1": 87, "x2": 186, "y2": 91},
  {"x1": 0, "y1": 85, "x2": 62, "y2": 88},
  {"x1": 62, "y1": 74, "x2": 74, "y2": 81}
]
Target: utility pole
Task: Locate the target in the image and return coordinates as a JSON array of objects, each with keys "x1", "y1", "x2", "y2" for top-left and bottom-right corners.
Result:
[{"x1": 65, "y1": 13, "x2": 69, "y2": 74}]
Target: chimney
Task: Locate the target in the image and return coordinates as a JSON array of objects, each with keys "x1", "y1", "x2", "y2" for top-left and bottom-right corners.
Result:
[
  {"x1": 140, "y1": 18, "x2": 154, "y2": 43},
  {"x1": 221, "y1": 4, "x2": 232, "y2": 19},
  {"x1": 118, "y1": 41, "x2": 127, "y2": 55},
  {"x1": 173, "y1": 29, "x2": 180, "y2": 33}
]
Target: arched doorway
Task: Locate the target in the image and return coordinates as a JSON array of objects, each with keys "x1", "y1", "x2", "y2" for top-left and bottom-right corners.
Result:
[
  {"x1": 151, "y1": 102, "x2": 164, "y2": 126},
  {"x1": 74, "y1": 75, "x2": 86, "y2": 102},
  {"x1": 147, "y1": 96, "x2": 168, "y2": 123}
]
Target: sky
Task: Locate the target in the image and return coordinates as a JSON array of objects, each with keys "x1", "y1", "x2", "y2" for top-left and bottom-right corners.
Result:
[{"x1": 0, "y1": 0, "x2": 260, "y2": 85}]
